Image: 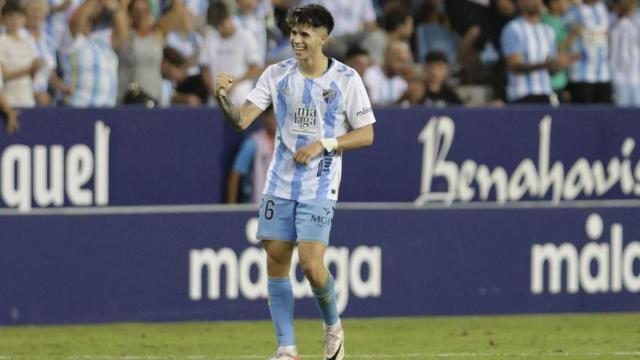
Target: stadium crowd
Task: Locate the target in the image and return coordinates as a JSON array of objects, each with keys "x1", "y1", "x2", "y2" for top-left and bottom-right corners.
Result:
[{"x1": 0, "y1": 0, "x2": 639, "y2": 132}]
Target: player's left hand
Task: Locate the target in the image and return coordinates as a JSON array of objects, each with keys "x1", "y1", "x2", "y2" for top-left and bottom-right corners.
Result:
[{"x1": 293, "y1": 141, "x2": 324, "y2": 165}]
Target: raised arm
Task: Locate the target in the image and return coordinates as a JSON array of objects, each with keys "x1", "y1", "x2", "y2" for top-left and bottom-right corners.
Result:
[
  {"x1": 215, "y1": 73, "x2": 264, "y2": 131},
  {"x1": 108, "y1": 0, "x2": 131, "y2": 49},
  {"x1": 154, "y1": 0, "x2": 184, "y2": 38},
  {"x1": 69, "y1": 0, "x2": 99, "y2": 37}
]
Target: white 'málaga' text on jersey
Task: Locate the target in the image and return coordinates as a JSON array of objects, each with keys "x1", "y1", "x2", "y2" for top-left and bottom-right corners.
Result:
[{"x1": 247, "y1": 58, "x2": 376, "y2": 201}]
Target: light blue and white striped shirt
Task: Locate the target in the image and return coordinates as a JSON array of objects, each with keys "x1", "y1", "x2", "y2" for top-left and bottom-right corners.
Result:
[
  {"x1": 501, "y1": 17, "x2": 556, "y2": 101},
  {"x1": 246, "y1": 58, "x2": 376, "y2": 201},
  {"x1": 61, "y1": 33, "x2": 118, "y2": 107},
  {"x1": 610, "y1": 16, "x2": 640, "y2": 105},
  {"x1": 564, "y1": 2, "x2": 611, "y2": 83}
]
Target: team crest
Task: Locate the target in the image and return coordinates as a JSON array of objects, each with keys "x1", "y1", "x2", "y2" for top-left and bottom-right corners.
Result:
[{"x1": 323, "y1": 89, "x2": 336, "y2": 104}]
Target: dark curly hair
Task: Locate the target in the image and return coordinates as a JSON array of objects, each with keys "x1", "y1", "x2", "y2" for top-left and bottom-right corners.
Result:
[{"x1": 286, "y1": 4, "x2": 334, "y2": 34}]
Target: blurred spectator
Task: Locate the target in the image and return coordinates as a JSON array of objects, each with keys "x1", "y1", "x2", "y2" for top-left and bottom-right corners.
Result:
[
  {"x1": 116, "y1": 0, "x2": 184, "y2": 105},
  {"x1": 501, "y1": 0, "x2": 576, "y2": 104},
  {"x1": 445, "y1": 0, "x2": 516, "y2": 83},
  {"x1": 421, "y1": 50, "x2": 463, "y2": 106},
  {"x1": 345, "y1": 46, "x2": 371, "y2": 77},
  {"x1": 166, "y1": 8, "x2": 207, "y2": 104},
  {"x1": 300, "y1": 0, "x2": 377, "y2": 60},
  {"x1": 564, "y1": 0, "x2": 611, "y2": 103},
  {"x1": 542, "y1": 0, "x2": 572, "y2": 102},
  {"x1": 227, "y1": 107, "x2": 275, "y2": 204},
  {"x1": 0, "y1": 68, "x2": 19, "y2": 134},
  {"x1": 363, "y1": 40, "x2": 411, "y2": 106},
  {"x1": 399, "y1": 67, "x2": 426, "y2": 106},
  {"x1": 414, "y1": 0, "x2": 458, "y2": 66},
  {"x1": 610, "y1": 0, "x2": 640, "y2": 106},
  {"x1": 0, "y1": 1, "x2": 44, "y2": 107},
  {"x1": 44, "y1": 0, "x2": 79, "y2": 55},
  {"x1": 159, "y1": 46, "x2": 201, "y2": 106},
  {"x1": 201, "y1": 1, "x2": 261, "y2": 106},
  {"x1": 23, "y1": 0, "x2": 64, "y2": 106},
  {"x1": 361, "y1": 8, "x2": 414, "y2": 66},
  {"x1": 234, "y1": 0, "x2": 267, "y2": 65},
  {"x1": 62, "y1": 0, "x2": 127, "y2": 107},
  {"x1": 182, "y1": 0, "x2": 208, "y2": 29}
]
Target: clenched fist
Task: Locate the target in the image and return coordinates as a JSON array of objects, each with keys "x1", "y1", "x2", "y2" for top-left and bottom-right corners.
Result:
[{"x1": 215, "y1": 73, "x2": 234, "y2": 97}]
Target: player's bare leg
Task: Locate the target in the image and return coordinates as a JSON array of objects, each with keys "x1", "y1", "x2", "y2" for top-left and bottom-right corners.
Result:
[
  {"x1": 263, "y1": 240, "x2": 299, "y2": 360},
  {"x1": 298, "y1": 242, "x2": 344, "y2": 360}
]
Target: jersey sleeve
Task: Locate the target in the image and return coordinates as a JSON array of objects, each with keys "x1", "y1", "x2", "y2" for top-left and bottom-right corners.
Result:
[
  {"x1": 232, "y1": 138, "x2": 257, "y2": 175},
  {"x1": 345, "y1": 72, "x2": 376, "y2": 129},
  {"x1": 501, "y1": 23, "x2": 523, "y2": 57},
  {"x1": 246, "y1": 66, "x2": 272, "y2": 110}
]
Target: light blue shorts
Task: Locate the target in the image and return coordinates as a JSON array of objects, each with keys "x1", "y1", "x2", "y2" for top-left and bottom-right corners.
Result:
[{"x1": 256, "y1": 194, "x2": 336, "y2": 245}]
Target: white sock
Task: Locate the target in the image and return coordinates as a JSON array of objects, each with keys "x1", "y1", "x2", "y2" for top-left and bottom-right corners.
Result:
[{"x1": 278, "y1": 345, "x2": 298, "y2": 355}]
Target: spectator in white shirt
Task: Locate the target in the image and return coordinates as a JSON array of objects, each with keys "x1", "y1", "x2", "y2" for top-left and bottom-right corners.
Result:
[
  {"x1": 300, "y1": 0, "x2": 377, "y2": 60},
  {"x1": 234, "y1": 0, "x2": 268, "y2": 65},
  {"x1": 610, "y1": 0, "x2": 640, "y2": 106},
  {"x1": 0, "y1": 1, "x2": 45, "y2": 107},
  {"x1": 363, "y1": 40, "x2": 411, "y2": 106},
  {"x1": 166, "y1": 7, "x2": 207, "y2": 104},
  {"x1": 200, "y1": 1, "x2": 261, "y2": 106}
]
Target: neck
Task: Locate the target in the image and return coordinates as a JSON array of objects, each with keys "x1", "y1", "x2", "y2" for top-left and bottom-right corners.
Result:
[
  {"x1": 27, "y1": 25, "x2": 40, "y2": 36},
  {"x1": 298, "y1": 52, "x2": 329, "y2": 78},
  {"x1": 522, "y1": 12, "x2": 540, "y2": 22}
]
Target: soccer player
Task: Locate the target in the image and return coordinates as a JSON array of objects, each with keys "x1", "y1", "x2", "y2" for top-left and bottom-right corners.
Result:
[{"x1": 214, "y1": 5, "x2": 375, "y2": 360}]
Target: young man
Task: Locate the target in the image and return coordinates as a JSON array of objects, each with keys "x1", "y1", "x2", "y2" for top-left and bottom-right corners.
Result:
[{"x1": 215, "y1": 5, "x2": 375, "y2": 360}]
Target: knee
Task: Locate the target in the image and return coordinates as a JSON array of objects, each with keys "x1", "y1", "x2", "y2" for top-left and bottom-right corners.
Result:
[
  {"x1": 300, "y1": 260, "x2": 326, "y2": 287},
  {"x1": 266, "y1": 253, "x2": 291, "y2": 276}
]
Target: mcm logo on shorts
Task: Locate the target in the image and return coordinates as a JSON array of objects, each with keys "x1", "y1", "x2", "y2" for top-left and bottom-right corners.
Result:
[
  {"x1": 311, "y1": 206, "x2": 335, "y2": 225},
  {"x1": 292, "y1": 106, "x2": 319, "y2": 135}
]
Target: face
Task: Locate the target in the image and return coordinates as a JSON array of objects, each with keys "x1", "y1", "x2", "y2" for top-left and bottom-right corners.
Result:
[
  {"x1": 346, "y1": 54, "x2": 371, "y2": 77},
  {"x1": 399, "y1": 17, "x2": 414, "y2": 40},
  {"x1": 385, "y1": 45, "x2": 411, "y2": 77},
  {"x1": 216, "y1": 17, "x2": 236, "y2": 37},
  {"x1": 26, "y1": 0, "x2": 48, "y2": 29},
  {"x1": 290, "y1": 24, "x2": 327, "y2": 60},
  {"x1": 3, "y1": 12, "x2": 26, "y2": 33},
  {"x1": 425, "y1": 61, "x2": 449, "y2": 85},
  {"x1": 130, "y1": 0, "x2": 152, "y2": 29},
  {"x1": 518, "y1": 0, "x2": 543, "y2": 15},
  {"x1": 552, "y1": 0, "x2": 570, "y2": 14}
]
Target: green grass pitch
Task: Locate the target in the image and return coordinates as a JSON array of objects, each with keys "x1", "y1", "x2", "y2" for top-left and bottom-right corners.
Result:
[{"x1": 0, "y1": 313, "x2": 639, "y2": 359}]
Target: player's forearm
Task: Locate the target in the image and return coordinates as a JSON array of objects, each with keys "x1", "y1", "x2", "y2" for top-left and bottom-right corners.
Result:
[
  {"x1": 215, "y1": 92, "x2": 245, "y2": 131},
  {"x1": 336, "y1": 125, "x2": 374, "y2": 151}
]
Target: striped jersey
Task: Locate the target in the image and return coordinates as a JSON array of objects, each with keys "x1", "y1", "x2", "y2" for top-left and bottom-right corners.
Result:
[
  {"x1": 610, "y1": 16, "x2": 640, "y2": 106},
  {"x1": 501, "y1": 17, "x2": 556, "y2": 102},
  {"x1": 564, "y1": 2, "x2": 611, "y2": 83},
  {"x1": 246, "y1": 58, "x2": 376, "y2": 201},
  {"x1": 61, "y1": 33, "x2": 118, "y2": 107}
]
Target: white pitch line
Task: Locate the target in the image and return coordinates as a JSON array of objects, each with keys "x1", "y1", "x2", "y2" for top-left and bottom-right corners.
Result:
[{"x1": 0, "y1": 352, "x2": 637, "y2": 360}]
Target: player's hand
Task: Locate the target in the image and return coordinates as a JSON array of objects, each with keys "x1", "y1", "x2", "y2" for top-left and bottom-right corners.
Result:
[
  {"x1": 215, "y1": 73, "x2": 234, "y2": 97},
  {"x1": 293, "y1": 141, "x2": 324, "y2": 165}
]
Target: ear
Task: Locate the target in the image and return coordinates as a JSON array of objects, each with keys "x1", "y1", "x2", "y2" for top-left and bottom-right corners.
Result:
[{"x1": 319, "y1": 32, "x2": 328, "y2": 46}]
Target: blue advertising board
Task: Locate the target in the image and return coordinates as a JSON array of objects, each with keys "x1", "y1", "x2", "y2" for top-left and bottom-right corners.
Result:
[
  {"x1": 1, "y1": 203, "x2": 639, "y2": 325},
  {"x1": 2, "y1": 107, "x2": 640, "y2": 210}
]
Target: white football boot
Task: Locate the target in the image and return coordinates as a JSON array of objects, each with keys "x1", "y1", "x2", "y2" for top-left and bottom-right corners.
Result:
[
  {"x1": 267, "y1": 346, "x2": 300, "y2": 360},
  {"x1": 323, "y1": 321, "x2": 344, "y2": 360}
]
